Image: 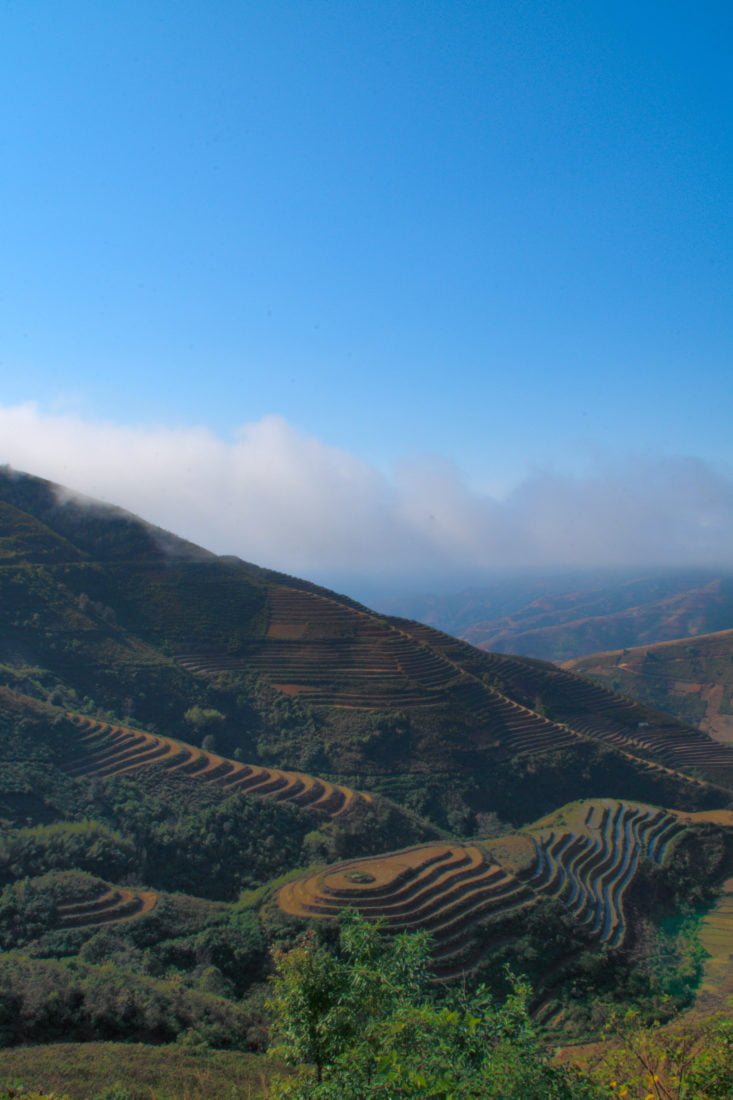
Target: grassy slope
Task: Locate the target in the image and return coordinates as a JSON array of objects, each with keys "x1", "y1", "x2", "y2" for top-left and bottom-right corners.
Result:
[
  {"x1": 689, "y1": 875, "x2": 733, "y2": 1016},
  {"x1": 0, "y1": 1043, "x2": 288, "y2": 1099}
]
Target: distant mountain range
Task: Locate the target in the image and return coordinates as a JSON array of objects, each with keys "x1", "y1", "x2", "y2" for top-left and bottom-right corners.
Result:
[{"x1": 374, "y1": 570, "x2": 733, "y2": 663}]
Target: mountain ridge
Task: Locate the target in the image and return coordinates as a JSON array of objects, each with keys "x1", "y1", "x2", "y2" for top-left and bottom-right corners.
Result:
[
  {"x1": 2, "y1": 466, "x2": 733, "y2": 832},
  {"x1": 378, "y1": 571, "x2": 733, "y2": 663}
]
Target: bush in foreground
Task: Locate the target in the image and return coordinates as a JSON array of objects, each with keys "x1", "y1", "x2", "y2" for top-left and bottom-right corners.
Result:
[{"x1": 266, "y1": 913, "x2": 598, "y2": 1099}]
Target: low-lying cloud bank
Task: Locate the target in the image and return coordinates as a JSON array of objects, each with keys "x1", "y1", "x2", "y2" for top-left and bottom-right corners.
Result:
[{"x1": 1, "y1": 402, "x2": 732, "y2": 581}]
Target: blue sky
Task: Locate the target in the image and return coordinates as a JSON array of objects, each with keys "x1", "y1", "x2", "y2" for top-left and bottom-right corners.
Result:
[{"x1": 1, "y1": 2, "x2": 732, "y2": 580}]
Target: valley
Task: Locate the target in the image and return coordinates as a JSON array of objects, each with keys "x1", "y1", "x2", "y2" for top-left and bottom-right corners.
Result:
[{"x1": 379, "y1": 571, "x2": 733, "y2": 663}]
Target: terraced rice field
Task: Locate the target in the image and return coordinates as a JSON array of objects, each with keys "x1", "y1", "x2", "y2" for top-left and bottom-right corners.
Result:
[
  {"x1": 279, "y1": 800, "x2": 686, "y2": 977},
  {"x1": 490, "y1": 658, "x2": 733, "y2": 790},
  {"x1": 172, "y1": 587, "x2": 733, "y2": 802},
  {"x1": 567, "y1": 629, "x2": 733, "y2": 744},
  {"x1": 175, "y1": 587, "x2": 616, "y2": 760},
  {"x1": 64, "y1": 713, "x2": 370, "y2": 820},
  {"x1": 279, "y1": 842, "x2": 537, "y2": 978},
  {"x1": 408, "y1": 623, "x2": 733, "y2": 792},
  {"x1": 524, "y1": 801, "x2": 683, "y2": 947},
  {"x1": 58, "y1": 885, "x2": 157, "y2": 929},
  {"x1": 548, "y1": 676, "x2": 733, "y2": 782},
  {"x1": 175, "y1": 585, "x2": 466, "y2": 709}
]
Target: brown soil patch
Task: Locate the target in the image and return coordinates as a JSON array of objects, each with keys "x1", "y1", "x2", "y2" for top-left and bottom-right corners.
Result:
[
  {"x1": 698, "y1": 682, "x2": 733, "y2": 743},
  {"x1": 267, "y1": 622, "x2": 308, "y2": 639},
  {"x1": 671, "y1": 680, "x2": 703, "y2": 694},
  {"x1": 672, "y1": 809, "x2": 733, "y2": 827}
]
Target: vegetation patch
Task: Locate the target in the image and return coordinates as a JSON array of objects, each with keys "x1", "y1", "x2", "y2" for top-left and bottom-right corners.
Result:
[{"x1": 0, "y1": 1042, "x2": 288, "y2": 1099}]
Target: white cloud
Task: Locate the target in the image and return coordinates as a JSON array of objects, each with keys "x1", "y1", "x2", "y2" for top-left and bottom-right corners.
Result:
[{"x1": 1, "y1": 401, "x2": 733, "y2": 581}]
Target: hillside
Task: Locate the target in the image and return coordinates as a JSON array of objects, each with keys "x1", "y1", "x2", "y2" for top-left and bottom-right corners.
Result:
[
  {"x1": 3, "y1": 467, "x2": 733, "y2": 1074},
  {"x1": 279, "y1": 798, "x2": 684, "y2": 976},
  {"x1": 566, "y1": 629, "x2": 733, "y2": 744},
  {"x1": 2, "y1": 467, "x2": 733, "y2": 834},
  {"x1": 464, "y1": 576, "x2": 733, "y2": 661},
  {"x1": 277, "y1": 799, "x2": 733, "y2": 1032}
]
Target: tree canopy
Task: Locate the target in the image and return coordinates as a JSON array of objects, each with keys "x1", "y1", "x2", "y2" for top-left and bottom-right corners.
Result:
[{"x1": 266, "y1": 913, "x2": 598, "y2": 1099}]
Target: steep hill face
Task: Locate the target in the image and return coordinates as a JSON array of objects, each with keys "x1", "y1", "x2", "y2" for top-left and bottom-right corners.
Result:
[
  {"x1": 2, "y1": 467, "x2": 733, "y2": 830},
  {"x1": 566, "y1": 630, "x2": 733, "y2": 745}
]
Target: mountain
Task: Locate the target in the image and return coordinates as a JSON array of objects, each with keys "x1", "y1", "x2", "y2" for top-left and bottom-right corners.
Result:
[
  {"x1": 2, "y1": 467, "x2": 732, "y2": 830},
  {"x1": 566, "y1": 629, "x2": 733, "y2": 744},
  {"x1": 2, "y1": 466, "x2": 733, "y2": 1079},
  {"x1": 376, "y1": 571, "x2": 733, "y2": 663}
]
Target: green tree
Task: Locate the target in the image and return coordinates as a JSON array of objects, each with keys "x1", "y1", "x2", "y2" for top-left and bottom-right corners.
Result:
[
  {"x1": 267, "y1": 913, "x2": 600, "y2": 1098},
  {"x1": 183, "y1": 706, "x2": 225, "y2": 736},
  {"x1": 267, "y1": 930, "x2": 347, "y2": 1084},
  {"x1": 590, "y1": 1010, "x2": 733, "y2": 1099}
]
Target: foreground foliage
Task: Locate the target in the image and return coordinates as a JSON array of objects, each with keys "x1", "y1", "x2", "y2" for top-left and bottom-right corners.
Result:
[
  {"x1": 266, "y1": 915, "x2": 733, "y2": 1099},
  {"x1": 267, "y1": 914, "x2": 598, "y2": 1098},
  {"x1": 593, "y1": 1011, "x2": 733, "y2": 1100}
]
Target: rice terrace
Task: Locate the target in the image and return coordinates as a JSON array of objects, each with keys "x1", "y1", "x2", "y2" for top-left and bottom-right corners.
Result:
[
  {"x1": 65, "y1": 712, "x2": 371, "y2": 819},
  {"x1": 278, "y1": 799, "x2": 728, "y2": 982}
]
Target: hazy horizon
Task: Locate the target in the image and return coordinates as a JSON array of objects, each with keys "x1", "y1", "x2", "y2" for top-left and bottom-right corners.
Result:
[{"x1": 4, "y1": 404, "x2": 733, "y2": 593}]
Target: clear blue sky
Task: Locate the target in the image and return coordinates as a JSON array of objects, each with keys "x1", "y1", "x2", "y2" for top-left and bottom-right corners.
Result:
[{"x1": 2, "y1": 0, "x2": 732, "y2": 491}]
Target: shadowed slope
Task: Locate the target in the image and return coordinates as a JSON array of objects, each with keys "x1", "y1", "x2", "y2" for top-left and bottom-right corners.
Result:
[{"x1": 177, "y1": 588, "x2": 733, "y2": 800}]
